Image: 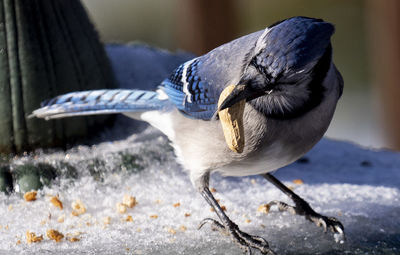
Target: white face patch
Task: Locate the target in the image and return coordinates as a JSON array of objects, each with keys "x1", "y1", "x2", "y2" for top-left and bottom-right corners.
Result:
[{"x1": 181, "y1": 58, "x2": 197, "y2": 103}]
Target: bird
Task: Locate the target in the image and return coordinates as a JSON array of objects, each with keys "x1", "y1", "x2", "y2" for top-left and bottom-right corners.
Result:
[{"x1": 32, "y1": 16, "x2": 345, "y2": 254}]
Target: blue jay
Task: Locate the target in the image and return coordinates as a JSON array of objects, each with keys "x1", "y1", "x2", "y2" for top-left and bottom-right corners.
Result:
[{"x1": 32, "y1": 17, "x2": 344, "y2": 254}]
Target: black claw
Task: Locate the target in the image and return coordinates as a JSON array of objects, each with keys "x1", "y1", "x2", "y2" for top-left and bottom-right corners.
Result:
[
  {"x1": 252, "y1": 235, "x2": 269, "y2": 244},
  {"x1": 267, "y1": 199, "x2": 346, "y2": 242},
  {"x1": 198, "y1": 218, "x2": 225, "y2": 233},
  {"x1": 198, "y1": 218, "x2": 274, "y2": 254},
  {"x1": 268, "y1": 200, "x2": 296, "y2": 214},
  {"x1": 198, "y1": 218, "x2": 214, "y2": 230}
]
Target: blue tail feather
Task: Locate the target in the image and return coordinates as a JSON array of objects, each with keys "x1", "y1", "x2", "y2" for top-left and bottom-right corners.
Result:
[{"x1": 31, "y1": 89, "x2": 167, "y2": 120}]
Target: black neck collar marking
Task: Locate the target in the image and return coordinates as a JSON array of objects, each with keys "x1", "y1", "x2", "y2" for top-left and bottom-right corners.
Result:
[{"x1": 251, "y1": 43, "x2": 333, "y2": 120}]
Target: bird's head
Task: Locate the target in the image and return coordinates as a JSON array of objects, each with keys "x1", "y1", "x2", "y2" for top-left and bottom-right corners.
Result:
[{"x1": 219, "y1": 17, "x2": 336, "y2": 119}]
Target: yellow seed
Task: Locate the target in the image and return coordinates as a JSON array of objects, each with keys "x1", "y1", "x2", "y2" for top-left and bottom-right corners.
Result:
[
  {"x1": 123, "y1": 195, "x2": 137, "y2": 208},
  {"x1": 173, "y1": 202, "x2": 181, "y2": 208},
  {"x1": 71, "y1": 200, "x2": 86, "y2": 216},
  {"x1": 103, "y1": 216, "x2": 111, "y2": 225},
  {"x1": 68, "y1": 237, "x2": 80, "y2": 242},
  {"x1": 167, "y1": 228, "x2": 176, "y2": 234},
  {"x1": 257, "y1": 204, "x2": 270, "y2": 214},
  {"x1": 46, "y1": 229, "x2": 64, "y2": 242},
  {"x1": 57, "y1": 215, "x2": 65, "y2": 223},
  {"x1": 179, "y1": 225, "x2": 187, "y2": 231},
  {"x1": 24, "y1": 191, "x2": 37, "y2": 202},
  {"x1": 218, "y1": 85, "x2": 246, "y2": 153},
  {"x1": 293, "y1": 179, "x2": 304, "y2": 185},
  {"x1": 116, "y1": 203, "x2": 127, "y2": 214},
  {"x1": 50, "y1": 196, "x2": 63, "y2": 210},
  {"x1": 26, "y1": 231, "x2": 43, "y2": 244},
  {"x1": 126, "y1": 215, "x2": 133, "y2": 222},
  {"x1": 150, "y1": 214, "x2": 158, "y2": 219}
]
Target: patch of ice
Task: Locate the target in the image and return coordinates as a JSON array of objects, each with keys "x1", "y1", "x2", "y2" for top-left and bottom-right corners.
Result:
[{"x1": 0, "y1": 126, "x2": 399, "y2": 254}]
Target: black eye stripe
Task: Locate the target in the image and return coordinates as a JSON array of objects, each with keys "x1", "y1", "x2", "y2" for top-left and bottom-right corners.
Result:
[{"x1": 249, "y1": 57, "x2": 275, "y2": 84}]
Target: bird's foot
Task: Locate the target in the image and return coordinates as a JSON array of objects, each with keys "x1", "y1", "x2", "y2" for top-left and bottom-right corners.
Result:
[
  {"x1": 198, "y1": 218, "x2": 275, "y2": 255},
  {"x1": 268, "y1": 200, "x2": 345, "y2": 242}
]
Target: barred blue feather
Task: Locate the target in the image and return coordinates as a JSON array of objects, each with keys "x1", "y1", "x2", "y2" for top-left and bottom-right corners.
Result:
[
  {"x1": 161, "y1": 58, "x2": 217, "y2": 120},
  {"x1": 31, "y1": 89, "x2": 166, "y2": 119}
]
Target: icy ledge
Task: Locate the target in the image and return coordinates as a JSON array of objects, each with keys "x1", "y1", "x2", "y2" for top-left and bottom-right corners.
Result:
[{"x1": 0, "y1": 126, "x2": 399, "y2": 254}]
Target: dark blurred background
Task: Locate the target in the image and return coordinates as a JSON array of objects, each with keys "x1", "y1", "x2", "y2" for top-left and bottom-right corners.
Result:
[{"x1": 81, "y1": 0, "x2": 400, "y2": 151}]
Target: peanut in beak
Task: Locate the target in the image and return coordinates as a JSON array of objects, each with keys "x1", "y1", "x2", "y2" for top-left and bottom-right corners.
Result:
[{"x1": 217, "y1": 85, "x2": 245, "y2": 153}]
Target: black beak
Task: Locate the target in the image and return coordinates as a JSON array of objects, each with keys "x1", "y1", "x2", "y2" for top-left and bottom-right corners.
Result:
[{"x1": 218, "y1": 84, "x2": 266, "y2": 111}]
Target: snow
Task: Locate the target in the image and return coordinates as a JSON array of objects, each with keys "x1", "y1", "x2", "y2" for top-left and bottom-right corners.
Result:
[
  {"x1": 1, "y1": 44, "x2": 399, "y2": 254},
  {"x1": 0, "y1": 126, "x2": 399, "y2": 254}
]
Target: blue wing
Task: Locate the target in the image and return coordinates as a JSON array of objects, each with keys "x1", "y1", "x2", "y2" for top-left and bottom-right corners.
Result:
[{"x1": 162, "y1": 58, "x2": 217, "y2": 120}]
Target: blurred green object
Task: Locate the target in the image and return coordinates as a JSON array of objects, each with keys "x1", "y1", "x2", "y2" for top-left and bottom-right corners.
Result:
[
  {"x1": 0, "y1": 165, "x2": 13, "y2": 193},
  {"x1": 14, "y1": 163, "x2": 56, "y2": 193},
  {"x1": 16, "y1": 172, "x2": 42, "y2": 193},
  {"x1": 0, "y1": 0, "x2": 117, "y2": 153}
]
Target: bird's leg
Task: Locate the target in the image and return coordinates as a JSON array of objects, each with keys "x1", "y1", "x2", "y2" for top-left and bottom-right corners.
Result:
[
  {"x1": 261, "y1": 173, "x2": 345, "y2": 241},
  {"x1": 196, "y1": 174, "x2": 274, "y2": 255}
]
